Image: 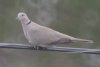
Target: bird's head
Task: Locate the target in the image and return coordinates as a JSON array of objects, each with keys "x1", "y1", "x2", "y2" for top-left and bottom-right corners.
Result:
[{"x1": 17, "y1": 12, "x2": 30, "y2": 23}]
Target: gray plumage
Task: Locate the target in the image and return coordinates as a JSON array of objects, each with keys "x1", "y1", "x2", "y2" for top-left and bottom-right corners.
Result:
[{"x1": 17, "y1": 12, "x2": 93, "y2": 47}]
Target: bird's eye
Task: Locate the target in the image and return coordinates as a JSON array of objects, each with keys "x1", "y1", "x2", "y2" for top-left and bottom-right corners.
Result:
[{"x1": 22, "y1": 14, "x2": 24, "y2": 16}]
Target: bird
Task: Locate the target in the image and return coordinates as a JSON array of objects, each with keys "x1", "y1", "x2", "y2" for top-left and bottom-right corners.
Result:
[{"x1": 16, "y1": 12, "x2": 93, "y2": 49}]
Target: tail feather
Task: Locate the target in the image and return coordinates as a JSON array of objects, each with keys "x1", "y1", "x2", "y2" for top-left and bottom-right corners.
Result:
[{"x1": 71, "y1": 38, "x2": 94, "y2": 43}]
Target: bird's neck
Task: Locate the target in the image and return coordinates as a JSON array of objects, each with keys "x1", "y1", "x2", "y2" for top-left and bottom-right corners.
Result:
[
  {"x1": 20, "y1": 18, "x2": 39, "y2": 28},
  {"x1": 20, "y1": 18, "x2": 31, "y2": 25}
]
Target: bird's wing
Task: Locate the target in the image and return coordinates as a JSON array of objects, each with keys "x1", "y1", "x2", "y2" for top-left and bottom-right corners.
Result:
[{"x1": 29, "y1": 25, "x2": 75, "y2": 45}]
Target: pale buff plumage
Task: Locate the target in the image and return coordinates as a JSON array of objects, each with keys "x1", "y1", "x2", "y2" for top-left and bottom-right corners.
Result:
[{"x1": 17, "y1": 12, "x2": 93, "y2": 47}]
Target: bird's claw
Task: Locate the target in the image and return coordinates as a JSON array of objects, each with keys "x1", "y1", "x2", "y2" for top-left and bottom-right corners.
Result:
[{"x1": 32, "y1": 45, "x2": 47, "y2": 50}]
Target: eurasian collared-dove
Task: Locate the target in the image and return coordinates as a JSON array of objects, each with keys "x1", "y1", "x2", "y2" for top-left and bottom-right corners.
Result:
[{"x1": 17, "y1": 12, "x2": 93, "y2": 48}]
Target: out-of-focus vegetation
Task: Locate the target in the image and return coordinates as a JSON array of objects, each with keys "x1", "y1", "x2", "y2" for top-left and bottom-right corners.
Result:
[{"x1": 0, "y1": 0, "x2": 99, "y2": 67}]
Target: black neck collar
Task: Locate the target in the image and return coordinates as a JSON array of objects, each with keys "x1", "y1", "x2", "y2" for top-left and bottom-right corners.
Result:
[{"x1": 27, "y1": 20, "x2": 31, "y2": 25}]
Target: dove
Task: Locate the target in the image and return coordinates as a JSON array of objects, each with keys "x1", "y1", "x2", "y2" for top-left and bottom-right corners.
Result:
[{"x1": 17, "y1": 12, "x2": 93, "y2": 48}]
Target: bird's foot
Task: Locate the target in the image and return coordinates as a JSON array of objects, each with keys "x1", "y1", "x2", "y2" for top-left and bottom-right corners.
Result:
[{"x1": 32, "y1": 45, "x2": 47, "y2": 50}]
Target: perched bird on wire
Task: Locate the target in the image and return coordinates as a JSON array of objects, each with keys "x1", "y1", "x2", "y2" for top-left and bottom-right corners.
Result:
[{"x1": 16, "y1": 12, "x2": 93, "y2": 49}]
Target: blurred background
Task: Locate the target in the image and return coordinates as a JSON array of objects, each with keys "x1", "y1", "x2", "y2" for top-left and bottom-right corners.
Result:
[{"x1": 0, "y1": 0, "x2": 99, "y2": 67}]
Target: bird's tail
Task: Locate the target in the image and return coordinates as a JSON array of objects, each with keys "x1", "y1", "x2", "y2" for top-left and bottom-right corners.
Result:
[{"x1": 71, "y1": 38, "x2": 94, "y2": 43}]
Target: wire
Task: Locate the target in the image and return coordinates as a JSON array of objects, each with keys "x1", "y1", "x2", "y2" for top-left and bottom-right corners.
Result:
[{"x1": 0, "y1": 43, "x2": 99, "y2": 54}]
